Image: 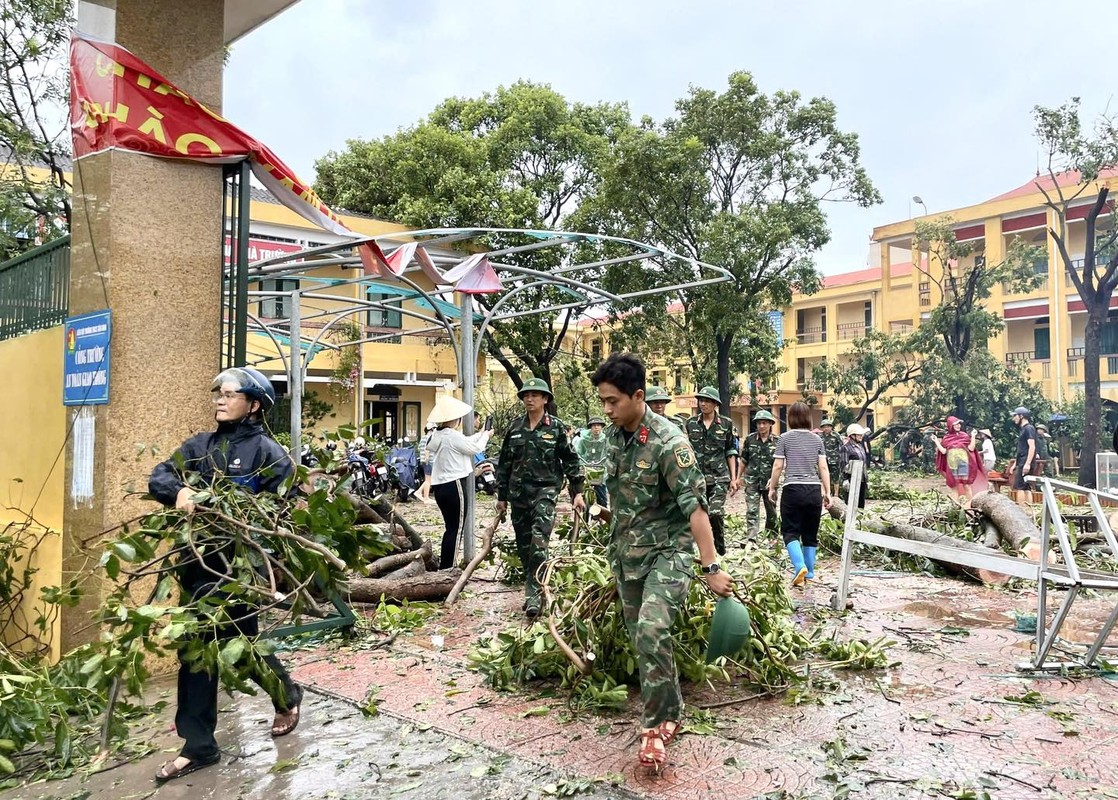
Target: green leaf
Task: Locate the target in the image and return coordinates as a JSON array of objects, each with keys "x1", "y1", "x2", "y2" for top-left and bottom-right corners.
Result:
[
  {"x1": 219, "y1": 638, "x2": 246, "y2": 667},
  {"x1": 78, "y1": 653, "x2": 105, "y2": 675},
  {"x1": 110, "y1": 541, "x2": 137, "y2": 562}
]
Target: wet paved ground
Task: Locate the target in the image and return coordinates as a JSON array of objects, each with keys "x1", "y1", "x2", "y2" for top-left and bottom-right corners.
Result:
[
  {"x1": 7, "y1": 488, "x2": 1118, "y2": 799},
  {"x1": 6, "y1": 685, "x2": 635, "y2": 800}
]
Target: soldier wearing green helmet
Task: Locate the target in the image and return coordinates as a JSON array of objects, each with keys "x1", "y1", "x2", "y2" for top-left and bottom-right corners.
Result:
[
  {"x1": 819, "y1": 418, "x2": 843, "y2": 497},
  {"x1": 495, "y1": 377, "x2": 585, "y2": 617},
  {"x1": 576, "y1": 415, "x2": 610, "y2": 508},
  {"x1": 685, "y1": 386, "x2": 739, "y2": 555},
  {"x1": 742, "y1": 409, "x2": 779, "y2": 537},
  {"x1": 645, "y1": 386, "x2": 685, "y2": 430}
]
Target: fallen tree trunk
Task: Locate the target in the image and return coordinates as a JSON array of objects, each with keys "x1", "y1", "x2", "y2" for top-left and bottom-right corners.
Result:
[
  {"x1": 367, "y1": 543, "x2": 432, "y2": 578},
  {"x1": 371, "y1": 498, "x2": 426, "y2": 551},
  {"x1": 345, "y1": 569, "x2": 462, "y2": 603},
  {"x1": 382, "y1": 558, "x2": 427, "y2": 581},
  {"x1": 969, "y1": 491, "x2": 1042, "y2": 559},
  {"x1": 827, "y1": 497, "x2": 1012, "y2": 584}
]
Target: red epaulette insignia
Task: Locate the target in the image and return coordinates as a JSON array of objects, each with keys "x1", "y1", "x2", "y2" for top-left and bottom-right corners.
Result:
[{"x1": 637, "y1": 426, "x2": 649, "y2": 444}]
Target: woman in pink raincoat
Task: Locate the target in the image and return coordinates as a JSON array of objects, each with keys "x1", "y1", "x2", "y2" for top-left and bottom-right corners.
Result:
[{"x1": 933, "y1": 416, "x2": 983, "y2": 506}]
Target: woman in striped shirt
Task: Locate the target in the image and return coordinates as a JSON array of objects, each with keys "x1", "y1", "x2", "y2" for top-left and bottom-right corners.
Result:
[{"x1": 766, "y1": 402, "x2": 831, "y2": 587}]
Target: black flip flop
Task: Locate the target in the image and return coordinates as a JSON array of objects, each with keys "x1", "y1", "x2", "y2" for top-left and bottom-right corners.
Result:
[{"x1": 154, "y1": 755, "x2": 219, "y2": 783}]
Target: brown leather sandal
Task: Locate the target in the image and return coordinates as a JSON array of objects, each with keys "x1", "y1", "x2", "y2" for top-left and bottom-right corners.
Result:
[
  {"x1": 658, "y1": 720, "x2": 682, "y2": 746},
  {"x1": 637, "y1": 728, "x2": 666, "y2": 769},
  {"x1": 154, "y1": 755, "x2": 219, "y2": 783},
  {"x1": 271, "y1": 704, "x2": 300, "y2": 737}
]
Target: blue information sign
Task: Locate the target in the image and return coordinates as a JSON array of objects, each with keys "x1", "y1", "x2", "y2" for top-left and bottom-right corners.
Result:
[
  {"x1": 766, "y1": 310, "x2": 784, "y2": 343},
  {"x1": 63, "y1": 309, "x2": 112, "y2": 406}
]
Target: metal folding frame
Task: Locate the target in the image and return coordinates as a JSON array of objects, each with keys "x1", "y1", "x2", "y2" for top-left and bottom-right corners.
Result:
[
  {"x1": 224, "y1": 227, "x2": 732, "y2": 566},
  {"x1": 833, "y1": 463, "x2": 1118, "y2": 671}
]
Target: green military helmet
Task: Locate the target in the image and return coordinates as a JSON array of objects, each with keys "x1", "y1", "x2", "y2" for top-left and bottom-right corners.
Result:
[
  {"x1": 753, "y1": 410, "x2": 776, "y2": 423},
  {"x1": 517, "y1": 377, "x2": 553, "y2": 398},
  {"x1": 695, "y1": 385, "x2": 721, "y2": 404},
  {"x1": 645, "y1": 385, "x2": 671, "y2": 403},
  {"x1": 587, "y1": 416, "x2": 606, "y2": 427},
  {"x1": 820, "y1": 418, "x2": 834, "y2": 427}
]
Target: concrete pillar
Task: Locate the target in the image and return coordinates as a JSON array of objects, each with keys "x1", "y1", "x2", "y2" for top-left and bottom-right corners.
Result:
[{"x1": 62, "y1": 0, "x2": 226, "y2": 651}]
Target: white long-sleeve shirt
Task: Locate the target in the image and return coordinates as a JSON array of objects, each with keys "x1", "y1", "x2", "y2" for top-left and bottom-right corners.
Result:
[{"x1": 428, "y1": 427, "x2": 490, "y2": 485}]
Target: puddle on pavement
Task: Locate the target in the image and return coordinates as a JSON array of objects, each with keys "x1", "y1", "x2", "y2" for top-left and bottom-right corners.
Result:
[
  {"x1": 901, "y1": 600, "x2": 1014, "y2": 628},
  {"x1": 2, "y1": 690, "x2": 630, "y2": 800}
]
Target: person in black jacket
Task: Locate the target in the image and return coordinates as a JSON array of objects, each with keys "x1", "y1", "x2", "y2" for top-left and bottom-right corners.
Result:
[{"x1": 148, "y1": 366, "x2": 302, "y2": 783}]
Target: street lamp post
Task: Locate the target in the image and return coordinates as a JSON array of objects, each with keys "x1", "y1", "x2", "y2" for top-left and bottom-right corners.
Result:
[{"x1": 912, "y1": 195, "x2": 928, "y2": 217}]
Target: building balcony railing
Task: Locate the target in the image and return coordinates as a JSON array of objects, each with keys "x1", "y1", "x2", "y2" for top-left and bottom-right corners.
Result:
[
  {"x1": 796, "y1": 380, "x2": 828, "y2": 393},
  {"x1": 1065, "y1": 348, "x2": 1118, "y2": 377},
  {"x1": 1004, "y1": 352, "x2": 1052, "y2": 378},
  {"x1": 1005, "y1": 351, "x2": 1035, "y2": 363},
  {"x1": 837, "y1": 322, "x2": 870, "y2": 340},
  {"x1": 889, "y1": 322, "x2": 913, "y2": 335},
  {"x1": 795, "y1": 326, "x2": 826, "y2": 344}
]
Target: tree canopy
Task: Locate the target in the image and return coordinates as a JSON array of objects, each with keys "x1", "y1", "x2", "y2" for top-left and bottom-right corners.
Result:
[
  {"x1": 584, "y1": 72, "x2": 880, "y2": 406},
  {"x1": 314, "y1": 82, "x2": 630, "y2": 388},
  {"x1": 0, "y1": 0, "x2": 71, "y2": 258}
]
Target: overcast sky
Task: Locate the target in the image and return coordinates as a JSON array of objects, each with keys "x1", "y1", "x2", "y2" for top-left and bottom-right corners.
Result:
[{"x1": 224, "y1": 0, "x2": 1118, "y2": 275}]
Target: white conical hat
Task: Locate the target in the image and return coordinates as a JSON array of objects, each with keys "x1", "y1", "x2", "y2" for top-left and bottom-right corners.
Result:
[{"x1": 428, "y1": 396, "x2": 473, "y2": 425}]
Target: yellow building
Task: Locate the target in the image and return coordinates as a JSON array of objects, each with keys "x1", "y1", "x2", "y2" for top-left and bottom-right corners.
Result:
[
  {"x1": 783, "y1": 168, "x2": 1118, "y2": 430},
  {"x1": 556, "y1": 170, "x2": 1116, "y2": 437}
]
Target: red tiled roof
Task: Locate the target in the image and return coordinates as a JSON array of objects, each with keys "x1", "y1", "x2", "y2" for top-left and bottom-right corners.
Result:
[
  {"x1": 987, "y1": 167, "x2": 1118, "y2": 203},
  {"x1": 821, "y1": 261, "x2": 913, "y2": 289}
]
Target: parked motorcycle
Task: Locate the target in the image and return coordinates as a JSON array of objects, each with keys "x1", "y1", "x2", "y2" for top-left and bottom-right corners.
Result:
[{"x1": 388, "y1": 441, "x2": 420, "y2": 502}]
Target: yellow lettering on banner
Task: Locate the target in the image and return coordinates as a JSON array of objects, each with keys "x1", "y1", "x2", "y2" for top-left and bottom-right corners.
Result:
[
  {"x1": 278, "y1": 176, "x2": 296, "y2": 191},
  {"x1": 154, "y1": 82, "x2": 192, "y2": 104},
  {"x1": 138, "y1": 106, "x2": 167, "y2": 145},
  {"x1": 82, "y1": 99, "x2": 130, "y2": 128},
  {"x1": 94, "y1": 54, "x2": 125, "y2": 79},
  {"x1": 174, "y1": 132, "x2": 222, "y2": 155},
  {"x1": 258, "y1": 162, "x2": 276, "y2": 174},
  {"x1": 136, "y1": 73, "x2": 153, "y2": 89},
  {"x1": 196, "y1": 101, "x2": 229, "y2": 124}
]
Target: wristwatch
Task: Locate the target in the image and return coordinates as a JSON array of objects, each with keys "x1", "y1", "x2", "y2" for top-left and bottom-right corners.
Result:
[{"x1": 701, "y1": 562, "x2": 721, "y2": 575}]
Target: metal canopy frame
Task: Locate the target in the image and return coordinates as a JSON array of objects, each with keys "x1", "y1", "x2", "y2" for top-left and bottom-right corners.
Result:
[
  {"x1": 834, "y1": 463, "x2": 1118, "y2": 671},
  {"x1": 223, "y1": 227, "x2": 732, "y2": 562}
]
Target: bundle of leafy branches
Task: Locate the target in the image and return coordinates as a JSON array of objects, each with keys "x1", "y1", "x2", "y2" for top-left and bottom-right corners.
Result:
[
  {"x1": 467, "y1": 527, "x2": 887, "y2": 714},
  {"x1": 90, "y1": 472, "x2": 391, "y2": 697},
  {"x1": 0, "y1": 468, "x2": 391, "y2": 782},
  {"x1": 865, "y1": 470, "x2": 932, "y2": 502}
]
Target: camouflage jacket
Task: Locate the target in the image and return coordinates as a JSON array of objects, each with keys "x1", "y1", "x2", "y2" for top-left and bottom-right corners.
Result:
[
  {"x1": 685, "y1": 414, "x2": 737, "y2": 481},
  {"x1": 575, "y1": 431, "x2": 609, "y2": 485},
  {"x1": 821, "y1": 432, "x2": 843, "y2": 467},
  {"x1": 605, "y1": 407, "x2": 708, "y2": 581},
  {"x1": 741, "y1": 431, "x2": 778, "y2": 484},
  {"x1": 495, "y1": 413, "x2": 584, "y2": 503}
]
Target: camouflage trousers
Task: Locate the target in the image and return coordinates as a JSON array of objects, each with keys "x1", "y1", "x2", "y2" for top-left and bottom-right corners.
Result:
[
  {"x1": 509, "y1": 486, "x2": 558, "y2": 608},
  {"x1": 705, "y1": 478, "x2": 728, "y2": 555},
  {"x1": 615, "y1": 551, "x2": 693, "y2": 728},
  {"x1": 745, "y1": 481, "x2": 778, "y2": 536}
]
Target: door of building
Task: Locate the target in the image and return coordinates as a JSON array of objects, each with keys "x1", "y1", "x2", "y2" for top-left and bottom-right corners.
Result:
[{"x1": 366, "y1": 401, "x2": 399, "y2": 443}]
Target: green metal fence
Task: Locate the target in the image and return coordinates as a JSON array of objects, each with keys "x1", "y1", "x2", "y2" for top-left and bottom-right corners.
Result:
[{"x1": 0, "y1": 235, "x2": 70, "y2": 341}]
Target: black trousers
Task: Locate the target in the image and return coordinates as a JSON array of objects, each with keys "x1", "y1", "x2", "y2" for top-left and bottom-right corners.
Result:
[
  {"x1": 176, "y1": 585, "x2": 301, "y2": 762},
  {"x1": 432, "y1": 476, "x2": 469, "y2": 570}
]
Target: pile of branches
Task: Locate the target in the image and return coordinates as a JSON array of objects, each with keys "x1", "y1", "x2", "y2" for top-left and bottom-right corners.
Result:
[{"x1": 467, "y1": 533, "x2": 885, "y2": 713}]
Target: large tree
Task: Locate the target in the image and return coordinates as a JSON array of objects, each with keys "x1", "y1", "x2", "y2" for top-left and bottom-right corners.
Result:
[
  {"x1": 313, "y1": 81, "x2": 630, "y2": 388},
  {"x1": 908, "y1": 216, "x2": 1042, "y2": 419},
  {"x1": 583, "y1": 72, "x2": 880, "y2": 407},
  {"x1": 0, "y1": 0, "x2": 71, "y2": 258},
  {"x1": 1032, "y1": 99, "x2": 1118, "y2": 487},
  {"x1": 810, "y1": 329, "x2": 922, "y2": 425}
]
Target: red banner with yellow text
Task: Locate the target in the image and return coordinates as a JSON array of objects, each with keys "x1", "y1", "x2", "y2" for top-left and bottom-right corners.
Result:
[{"x1": 70, "y1": 33, "x2": 352, "y2": 237}]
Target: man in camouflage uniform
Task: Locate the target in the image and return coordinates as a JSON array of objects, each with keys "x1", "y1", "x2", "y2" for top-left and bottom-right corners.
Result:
[
  {"x1": 921, "y1": 426, "x2": 938, "y2": 473},
  {"x1": 686, "y1": 386, "x2": 739, "y2": 556},
  {"x1": 575, "y1": 416, "x2": 609, "y2": 508},
  {"x1": 742, "y1": 409, "x2": 779, "y2": 537},
  {"x1": 645, "y1": 386, "x2": 685, "y2": 430},
  {"x1": 820, "y1": 418, "x2": 843, "y2": 497},
  {"x1": 495, "y1": 377, "x2": 585, "y2": 618},
  {"x1": 590, "y1": 353, "x2": 732, "y2": 768}
]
